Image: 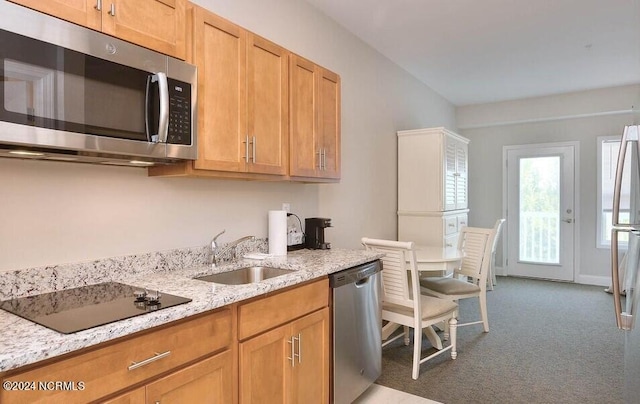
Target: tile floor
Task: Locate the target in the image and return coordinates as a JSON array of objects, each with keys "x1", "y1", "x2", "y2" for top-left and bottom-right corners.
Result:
[{"x1": 353, "y1": 384, "x2": 440, "y2": 404}]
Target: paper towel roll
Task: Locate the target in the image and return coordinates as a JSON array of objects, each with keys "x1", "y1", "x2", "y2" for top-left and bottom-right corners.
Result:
[{"x1": 268, "y1": 210, "x2": 287, "y2": 256}]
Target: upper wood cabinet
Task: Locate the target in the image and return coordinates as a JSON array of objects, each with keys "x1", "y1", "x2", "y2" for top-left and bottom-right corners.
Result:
[
  {"x1": 9, "y1": 0, "x2": 186, "y2": 60},
  {"x1": 149, "y1": 5, "x2": 288, "y2": 179},
  {"x1": 192, "y1": 7, "x2": 288, "y2": 176},
  {"x1": 289, "y1": 54, "x2": 341, "y2": 181}
]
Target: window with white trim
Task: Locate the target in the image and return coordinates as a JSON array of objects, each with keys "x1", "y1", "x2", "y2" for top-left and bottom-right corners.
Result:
[{"x1": 597, "y1": 135, "x2": 633, "y2": 248}]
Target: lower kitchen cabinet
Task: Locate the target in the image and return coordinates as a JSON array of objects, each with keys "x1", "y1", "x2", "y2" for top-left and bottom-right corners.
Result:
[
  {"x1": 1, "y1": 280, "x2": 331, "y2": 404},
  {"x1": 103, "y1": 351, "x2": 233, "y2": 404},
  {"x1": 0, "y1": 309, "x2": 232, "y2": 404},
  {"x1": 146, "y1": 350, "x2": 233, "y2": 403},
  {"x1": 239, "y1": 308, "x2": 329, "y2": 404}
]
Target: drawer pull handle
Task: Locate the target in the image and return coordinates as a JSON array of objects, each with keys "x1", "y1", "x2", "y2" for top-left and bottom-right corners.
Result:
[{"x1": 128, "y1": 351, "x2": 171, "y2": 371}]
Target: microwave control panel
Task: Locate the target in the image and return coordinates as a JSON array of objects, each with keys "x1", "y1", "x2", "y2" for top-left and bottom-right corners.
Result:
[{"x1": 167, "y1": 78, "x2": 192, "y2": 145}]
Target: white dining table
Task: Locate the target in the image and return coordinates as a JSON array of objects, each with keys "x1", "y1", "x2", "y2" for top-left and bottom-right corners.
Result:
[{"x1": 382, "y1": 245, "x2": 463, "y2": 350}]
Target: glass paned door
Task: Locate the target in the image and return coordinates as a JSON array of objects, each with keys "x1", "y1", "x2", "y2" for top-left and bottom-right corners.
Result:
[
  {"x1": 519, "y1": 156, "x2": 560, "y2": 264},
  {"x1": 506, "y1": 144, "x2": 576, "y2": 281}
]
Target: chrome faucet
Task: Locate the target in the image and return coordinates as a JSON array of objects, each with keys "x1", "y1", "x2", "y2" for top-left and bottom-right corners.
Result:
[{"x1": 210, "y1": 230, "x2": 255, "y2": 266}]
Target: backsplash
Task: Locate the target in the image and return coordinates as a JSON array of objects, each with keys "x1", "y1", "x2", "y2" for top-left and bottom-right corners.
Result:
[{"x1": 0, "y1": 239, "x2": 267, "y2": 301}]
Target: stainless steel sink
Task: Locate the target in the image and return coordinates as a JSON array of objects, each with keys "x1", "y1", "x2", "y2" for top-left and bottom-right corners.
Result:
[{"x1": 194, "y1": 266, "x2": 293, "y2": 285}]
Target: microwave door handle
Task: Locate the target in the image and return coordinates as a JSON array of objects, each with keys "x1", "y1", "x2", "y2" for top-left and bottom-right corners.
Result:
[
  {"x1": 145, "y1": 75, "x2": 153, "y2": 142},
  {"x1": 156, "y1": 72, "x2": 169, "y2": 143},
  {"x1": 146, "y1": 73, "x2": 169, "y2": 143}
]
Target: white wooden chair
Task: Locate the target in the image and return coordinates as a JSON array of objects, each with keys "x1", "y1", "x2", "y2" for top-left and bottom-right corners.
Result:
[
  {"x1": 487, "y1": 219, "x2": 506, "y2": 291},
  {"x1": 419, "y1": 224, "x2": 498, "y2": 333},
  {"x1": 361, "y1": 237, "x2": 458, "y2": 380}
]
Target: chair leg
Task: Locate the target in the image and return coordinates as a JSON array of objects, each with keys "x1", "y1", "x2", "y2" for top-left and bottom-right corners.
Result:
[
  {"x1": 412, "y1": 325, "x2": 422, "y2": 380},
  {"x1": 443, "y1": 307, "x2": 457, "y2": 340},
  {"x1": 449, "y1": 317, "x2": 457, "y2": 359},
  {"x1": 479, "y1": 294, "x2": 489, "y2": 332},
  {"x1": 403, "y1": 326, "x2": 410, "y2": 345}
]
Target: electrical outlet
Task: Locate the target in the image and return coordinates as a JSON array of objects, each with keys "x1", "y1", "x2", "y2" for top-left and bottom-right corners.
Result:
[{"x1": 282, "y1": 203, "x2": 290, "y2": 213}]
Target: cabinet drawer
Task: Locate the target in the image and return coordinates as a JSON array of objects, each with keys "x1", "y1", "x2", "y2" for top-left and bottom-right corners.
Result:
[
  {"x1": 444, "y1": 216, "x2": 458, "y2": 235},
  {"x1": 457, "y1": 214, "x2": 468, "y2": 229},
  {"x1": 238, "y1": 279, "x2": 329, "y2": 340},
  {"x1": 444, "y1": 234, "x2": 459, "y2": 250},
  {"x1": 1, "y1": 308, "x2": 231, "y2": 404}
]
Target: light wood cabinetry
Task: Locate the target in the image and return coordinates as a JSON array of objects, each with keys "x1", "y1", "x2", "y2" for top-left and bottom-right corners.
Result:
[
  {"x1": 102, "y1": 351, "x2": 233, "y2": 404},
  {"x1": 289, "y1": 54, "x2": 341, "y2": 181},
  {"x1": 0, "y1": 280, "x2": 331, "y2": 404},
  {"x1": 145, "y1": 350, "x2": 234, "y2": 403},
  {"x1": 0, "y1": 308, "x2": 232, "y2": 404},
  {"x1": 237, "y1": 279, "x2": 329, "y2": 403},
  {"x1": 149, "y1": 5, "x2": 289, "y2": 179},
  {"x1": 9, "y1": 0, "x2": 186, "y2": 60},
  {"x1": 149, "y1": 7, "x2": 341, "y2": 182},
  {"x1": 398, "y1": 127, "x2": 470, "y2": 249}
]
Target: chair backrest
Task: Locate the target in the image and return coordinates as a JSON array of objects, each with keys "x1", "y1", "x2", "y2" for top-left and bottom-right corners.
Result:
[
  {"x1": 455, "y1": 226, "x2": 498, "y2": 285},
  {"x1": 361, "y1": 237, "x2": 421, "y2": 312},
  {"x1": 491, "y1": 219, "x2": 506, "y2": 256}
]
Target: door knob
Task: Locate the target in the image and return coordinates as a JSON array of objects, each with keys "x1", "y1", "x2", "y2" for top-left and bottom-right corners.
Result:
[{"x1": 562, "y1": 218, "x2": 573, "y2": 223}]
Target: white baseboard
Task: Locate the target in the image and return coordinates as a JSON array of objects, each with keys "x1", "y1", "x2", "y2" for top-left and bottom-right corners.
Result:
[{"x1": 495, "y1": 266, "x2": 611, "y2": 287}]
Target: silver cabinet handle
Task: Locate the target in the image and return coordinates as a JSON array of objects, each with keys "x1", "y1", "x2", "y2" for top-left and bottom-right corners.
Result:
[
  {"x1": 287, "y1": 336, "x2": 296, "y2": 367},
  {"x1": 252, "y1": 136, "x2": 256, "y2": 163},
  {"x1": 128, "y1": 351, "x2": 171, "y2": 371},
  {"x1": 297, "y1": 333, "x2": 302, "y2": 364},
  {"x1": 322, "y1": 149, "x2": 326, "y2": 170},
  {"x1": 244, "y1": 135, "x2": 250, "y2": 163},
  {"x1": 108, "y1": 3, "x2": 116, "y2": 16},
  {"x1": 95, "y1": 0, "x2": 102, "y2": 11}
]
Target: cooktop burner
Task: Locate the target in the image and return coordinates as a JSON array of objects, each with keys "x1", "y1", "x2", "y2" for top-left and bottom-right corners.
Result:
[{"x1": 0, "y1": 282, "x2": 192, "y2": 334}]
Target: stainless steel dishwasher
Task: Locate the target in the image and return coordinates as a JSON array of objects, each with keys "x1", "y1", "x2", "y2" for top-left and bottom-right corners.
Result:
[{"x1": 330, "y1": 260, "x2": 382, "y2": 404}]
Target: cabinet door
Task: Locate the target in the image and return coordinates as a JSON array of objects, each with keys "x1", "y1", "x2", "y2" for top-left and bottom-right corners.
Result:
[
  {"x1": 192, "y1": 8, "x2": 248, "y2": 172},
  {"x1": 146, "y1": 351, "x2": 234, "y2": 404},
  {"x1": 318, "y1": 68, "x2": 340, "y2": 179},
  {"x1": 455, "y1": 141, "x2": 468, "y2": 210},
  {"x1": 247, "y1": 34, "x2": 288, "y2": 175},
  {"x1": 289, "y1": 54, "x2": 319, "y2": 178},
  {"x1": 239, "y1": 324, "x2": 290, "y2": 404},
  {"x1": 239, "y1": 309, "x2": 329, "y2": 404},
  {"x1": 290, "y1": 55, "x2": 341, "y2": 180},
  {"x1": 289, "y1": 308, "x2": 329, "y2": 404},
  {"x1": 100, "y1": 0, "x2": 186, "y2": 60},
  {"x1": 8, "y1": 0, "x2": 101, "y2": 30},
  {"x1": 444, "y1": 136, "x2": 458, "y2": 211}
]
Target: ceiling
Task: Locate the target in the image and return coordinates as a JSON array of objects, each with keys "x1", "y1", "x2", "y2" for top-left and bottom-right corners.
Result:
[{"x1": 304, "y1": 0, "x2": 640, "y2": 106}]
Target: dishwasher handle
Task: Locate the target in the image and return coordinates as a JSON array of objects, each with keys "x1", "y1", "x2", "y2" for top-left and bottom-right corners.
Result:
[
  {"x1": 355, "y1": 277, "x2": 371, "y2": 288},
  {"x1": 329, "y1": 260, "x2": 382, "y2": 288}
]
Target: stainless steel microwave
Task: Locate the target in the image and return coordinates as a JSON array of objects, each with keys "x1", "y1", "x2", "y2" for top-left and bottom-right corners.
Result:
[{"x1": 0, "y1": 1, "x2": 197, "y2": 167}]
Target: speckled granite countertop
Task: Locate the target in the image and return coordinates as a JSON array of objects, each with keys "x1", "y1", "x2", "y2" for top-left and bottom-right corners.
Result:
[{"x1": 0, "y1": 247, "x2": 382, "y2": 373}]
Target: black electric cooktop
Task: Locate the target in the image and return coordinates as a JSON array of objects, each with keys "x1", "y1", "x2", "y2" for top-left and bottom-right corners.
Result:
[{"x1": 0, "y1": 282, "x2": 192, "y2": 334}]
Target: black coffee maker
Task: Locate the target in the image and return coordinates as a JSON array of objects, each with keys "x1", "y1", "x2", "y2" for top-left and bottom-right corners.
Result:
[{"x1": 305, "y1": 218, "x2": 332, "y2": 249}]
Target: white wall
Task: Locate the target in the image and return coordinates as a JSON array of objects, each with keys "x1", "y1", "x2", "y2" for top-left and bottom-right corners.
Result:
[
  {"x1": 0, "y1": 0, "x2": 454, "y2": 271},
  {"x1": 457, "y1": 84, "x2": 640, "y2": 285}
]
